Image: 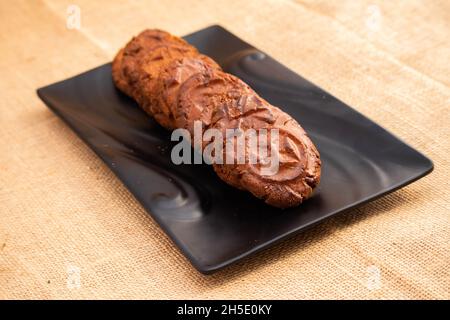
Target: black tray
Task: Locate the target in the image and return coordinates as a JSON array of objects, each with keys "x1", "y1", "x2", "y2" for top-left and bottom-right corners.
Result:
[{"x1": 37, "y1": 25, "x2": 433, "y2": 274}]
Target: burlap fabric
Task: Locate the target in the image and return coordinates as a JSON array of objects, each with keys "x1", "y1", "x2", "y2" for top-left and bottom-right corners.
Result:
[{"x1": 0, "y1": 0, "x2": 448, "y2": 299}]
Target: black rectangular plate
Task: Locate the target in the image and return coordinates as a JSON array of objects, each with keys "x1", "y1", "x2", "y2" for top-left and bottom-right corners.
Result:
[{"x1": 37, "y1": 25, "x2": 433, "y2": 274}]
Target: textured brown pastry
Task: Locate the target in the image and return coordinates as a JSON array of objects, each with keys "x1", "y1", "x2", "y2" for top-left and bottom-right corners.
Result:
[{"x1": 112, "y1": 29, "x2": 321, "y2": 208}]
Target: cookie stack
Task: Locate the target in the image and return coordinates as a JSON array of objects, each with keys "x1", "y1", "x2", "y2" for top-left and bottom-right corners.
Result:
[{"x1": 112, "y1": 29, "x2": 321, "y2": 208}]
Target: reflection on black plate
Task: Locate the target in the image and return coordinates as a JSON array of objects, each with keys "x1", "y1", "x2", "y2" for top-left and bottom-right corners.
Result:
[{"x1": 37, "y1": 25, "x2": 433, "y2": 274}]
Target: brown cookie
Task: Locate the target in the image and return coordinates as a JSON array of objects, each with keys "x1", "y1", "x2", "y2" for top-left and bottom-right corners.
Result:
[
  {"x1": 111, "y1": 48, "x2": 134, "y2": 97},
  {"x1": 121, "y1": 29, "x2": 193, "y2": 87},
  {"x1": 154, "y1": 57, "x2": 221, "y2": 129},
  {"x1": 176, "y1": 69, "x2": 252, "y2": 135},
  {"x1": 112, "y1": 29, "x2": 321, "y2": 208},
  {"x1": 212, "y1": 103, "x2": 321, "y2": 207},
  {"x1": 132, "y1": 45, "x2": 199, "y2": 128}
]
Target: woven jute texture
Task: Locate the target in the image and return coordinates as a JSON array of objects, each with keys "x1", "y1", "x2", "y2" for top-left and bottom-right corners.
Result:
[{"x1": 0, "y1": 0, "x2": 449, "y2": 299}]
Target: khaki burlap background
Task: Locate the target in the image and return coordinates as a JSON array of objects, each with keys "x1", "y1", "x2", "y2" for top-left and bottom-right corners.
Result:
[{"x1": 0, "y1": 0, "x2": 449, "y2": 299}]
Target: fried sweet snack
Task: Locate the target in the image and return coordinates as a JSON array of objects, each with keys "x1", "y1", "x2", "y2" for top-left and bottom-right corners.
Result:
[{"x1": 112, "y1": 29, "x2": 321, "y2": 208}]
